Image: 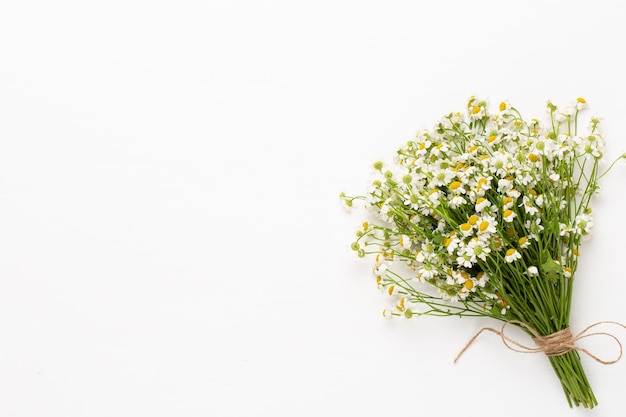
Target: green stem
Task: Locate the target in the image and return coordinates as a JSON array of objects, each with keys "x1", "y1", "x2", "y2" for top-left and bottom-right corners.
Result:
[{"x1": 548, "y1": 351, "x2": 597, "y2": 408}]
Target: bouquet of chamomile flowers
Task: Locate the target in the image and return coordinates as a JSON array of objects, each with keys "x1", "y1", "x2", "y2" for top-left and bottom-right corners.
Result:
[{"x1": 340, "y1": 97, "x2": 625, "y2": 408}]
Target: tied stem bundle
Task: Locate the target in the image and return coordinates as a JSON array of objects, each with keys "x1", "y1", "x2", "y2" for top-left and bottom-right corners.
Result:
[
  {"x1": 454, "y1": 320, "x2": 626, "y2": 364},
  {"x1": 341, "y1": 97, "x2": 626, "y2": 408}
]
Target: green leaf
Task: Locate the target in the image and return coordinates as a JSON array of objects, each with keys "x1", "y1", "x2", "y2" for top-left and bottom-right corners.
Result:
[{"x1": 541, "y1": 254, "x2": 561, "y2": 282}]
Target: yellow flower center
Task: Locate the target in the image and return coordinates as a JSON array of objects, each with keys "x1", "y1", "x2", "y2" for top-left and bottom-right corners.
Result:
[
  {"x1": 528, "y1": 153, "x2": 540, "y2": 163},
  {"x1": 472, "y1": 106, "x2": 481, "y2": 114},
  {"x1": 468, "y1": 215, "x2": 479, "y2": 225},
  {"x1": 506, "y1": 248, "x2": 516, "y2": 257},
  {"x1": 461, "y1": 223, "x2": 472, "y2": 232},
  {"x1": 577, "y1": 97, "x2": 586, "y2": 104},
  {"x1": 479, "y1": 221, "x2": 489, "y2": 232},
  {"x1": 488, "y1": 135, "x2": 497, "y2": 143},
  {"x1": 450, "y1": 181, "x2": 461, "y2": 190},
  {"x1": 465, "y1": 280, "x2": 474, "y2": 290},
  {"x1": 503, "y1": 209, "x2": 513, "y2": 218},
  {"x1": 518, "y1": 237, "x2": 528, "y2": 246},
  {"x1": 500, "y1": 102, "x2": 506, "y2": 111},
  {"x1": 476, "y1": 197, "x2": 486, "y2": 205}
]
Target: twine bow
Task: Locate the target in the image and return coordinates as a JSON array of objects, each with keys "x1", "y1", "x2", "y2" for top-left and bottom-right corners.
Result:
[{"x1": 454, "y1": 320, "x2": 626, "y2": 364}]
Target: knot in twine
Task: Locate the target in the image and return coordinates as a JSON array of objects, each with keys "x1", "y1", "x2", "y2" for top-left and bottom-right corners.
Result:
[{"x1": 454, "y1": 320, "x2": 626, "y2": 365}]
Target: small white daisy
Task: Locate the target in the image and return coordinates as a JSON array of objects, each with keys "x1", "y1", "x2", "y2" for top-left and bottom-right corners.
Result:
[{"x1": 505, "y1": 248, "x2": 522, "y2": 263}]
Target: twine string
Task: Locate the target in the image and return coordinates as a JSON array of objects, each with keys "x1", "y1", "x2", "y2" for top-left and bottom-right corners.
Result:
[{"x1": 454, "y1": 320, "x2": 626, "y2": 364}]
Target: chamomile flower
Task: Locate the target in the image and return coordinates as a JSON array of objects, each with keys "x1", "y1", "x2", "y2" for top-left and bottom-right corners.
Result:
[
  {"x1": 525, "y1": 218, "x2": 544, "y2": 234},
  {"x1": 507, "y1": 189, "x2": 521, "y2": 200},
  {"x1": 518, "y1": 236, "x2": 531, "y2": 249},
  {"x1": 502, "y1": 196, "x2": 515, "y2": 210},
  {"x1": 449, "y1": 180, "x2": 466, "y2": 194},
  {"x1": 504, "y1": 248, "x2": 522, "y2": 263},
  {"x1": 459, "y1": 222, "x2": 474, "y2": 237},
  {"x1": 383, "y1": 284, "x2": 398, "y2": 296},
  {"x1": 497, "y1": 100, "x2": 511, "y2": 114},
  {"x1": 373, "y1": 262, "x2": 388, "y2": 278},
  {"x1": 466, "y1": 238, "x2": 491, "y2": 261},
  {"x1": 395, "y1": 297, "x2": 407, "y2": 313},
  {"x1": 428, "y1": 189, "x2": 441, "y2": 204},
  {"x1": 520, "y1": 196, "x2": 539, "y2": 216},
  {"x1": 398, "y1": 234, "x2": 412, "y2": 249},
  {"x1": 417, "y1": 263, "x2": 438, "y2": 280},
  {"x1": 502, "y1": 209, "x2": 517, "y2": 223},
  {"x1": 456, "y1": 252, "x2": 474, "y2": 268},
  {"x1": 475, "y1": 197, "x2": 491, "y2": 212},
  {"x1": 475, "y1": 271, "x2": 488, "y2": 287},
  {"x1": 575, "y1": 213, "x2": 594, "y2": 235},
  {"x1": 443, "y1": 234, "x2": 461, "y2": 255},
  {"x1": 449, "y1": 195, "x2": 467, "y2": 209},
  {"x1": 468, "y1": 97, "x2": 486, "y2": 120},
  {"x1": 497, "y1": 177, "x2": 514, "y2": 193},
  {"x1": 490, "y1": 152, "x2": 512, "y2": 177},
  {"x1": 486, "y1": 132, "x2": 501, "y2": 147},
  {"x1": 575, "y1": 97, "x2": 587, "y2": 111},
  {"x1": 472, "y1": 175, "x2": 492, "y2": 193},
  {"x1": 404, "y1": 192, "x2": 421, "y2": 210},
  {"x1": 430, "y1": 142, "x2": 450, "y2": 158},
  {"x1": 559, "y1": 223, "x2": 575, "y2": 237},
  {"x1": 429, "y1": 168, "x2": 456, "y2": 188},
  {"x1": 477, "y1": 215, "x2": 497, "y2": 236}
]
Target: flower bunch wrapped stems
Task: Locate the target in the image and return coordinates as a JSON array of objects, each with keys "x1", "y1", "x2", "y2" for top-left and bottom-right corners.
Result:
[{"x1": 341, "y1": 97, "x2": 625, "y2": 408}]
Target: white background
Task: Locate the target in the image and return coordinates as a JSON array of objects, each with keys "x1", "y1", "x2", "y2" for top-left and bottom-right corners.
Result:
[{"x1": 1, "y1": 1, "x2": 626, "y2": 415}]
